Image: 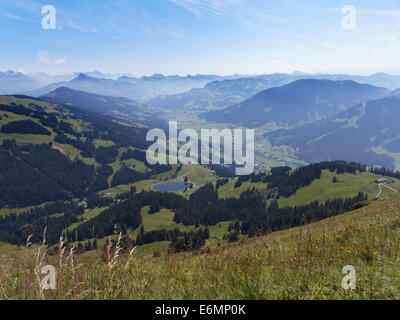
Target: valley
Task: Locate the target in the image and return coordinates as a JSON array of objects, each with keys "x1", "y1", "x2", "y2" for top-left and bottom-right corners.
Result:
[{"x1": 2, "y1": 71, "x2": 400, "y2": 300}]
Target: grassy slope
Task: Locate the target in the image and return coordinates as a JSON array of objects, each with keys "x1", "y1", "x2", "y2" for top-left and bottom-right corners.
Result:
[
  {"x1": 1, "y1": 191, "x2": 400, "y2": 299},
  {"x1": 278, "y1": 170, "x2": 399, "y2": 207},
  {"x1": 218, "y1": 170, "x2": 400, "y2": 206}
]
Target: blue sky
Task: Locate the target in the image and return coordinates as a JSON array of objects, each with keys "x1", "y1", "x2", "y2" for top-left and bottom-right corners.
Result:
[{"x1": 1, "y1": 0, "x2": 400, "y2": 75}]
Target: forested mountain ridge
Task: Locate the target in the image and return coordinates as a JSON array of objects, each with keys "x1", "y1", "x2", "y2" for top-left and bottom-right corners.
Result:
[
  {"x1": 0, "y1": 95, "x2": 171, "y2": 208},
  {"x1": 199, "y1": 79, "x2": 390, "y2": 127},
  {"x1": 40, "y1": 87, "x2": 166, "y2": 130},
  {"x1": 266, "y1": 96, "x2": 400, "y2": 170}
]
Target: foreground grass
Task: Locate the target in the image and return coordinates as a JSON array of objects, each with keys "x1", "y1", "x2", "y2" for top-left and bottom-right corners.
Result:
[{"x1": 1, "y1": 192, "x2": 400, "y2": 300}]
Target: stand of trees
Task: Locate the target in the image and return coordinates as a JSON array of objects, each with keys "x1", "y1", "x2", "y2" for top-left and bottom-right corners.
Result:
[
  {"x1": 208, "y1": 164, "x2": 236, "y2": 178},
  {"x1": 0, "y1": 201, "x2": 84, "y2": 245},
  {"x1": 1, "y1": 120, "x2": 51, "y2": 135},
  {"x1": 86, "y1": 193, "x2": 114, "y2": 209},
  {"x1": 370, "y1": 166, "x2": 400, "y2": 180},
  {"x1": 89, "y1": 165, "x2": 113, "y2": 193},
  {"x1": 0, "y1": 141, "x2": 96, "y2": 208},
  {"x1": 241, "y1": 192, "x2": 368, "y2": 237},
  {"x1": 66, "y1": 198, "x2": 143, "y2": 243},
  {"x1": 174, "y1": 184, "x2": 266, "y2": 226},
  {"x1": 111, "y1": 164, "x2": 148, "y2": 187},
  {"x1": 224, "y1": 230, "x2": 240, "y2": 243},
  {"x1": 238, "y1": 161, "x2": 369, "y2": 198},
  {"x1": 121, "y1": 149, "x2": 147, "y2": 162},
  {"x1": 0, "y1": 103, "x2": 32, "y2": 116},
  {"x1": 216, "y1": 178, "x2": 229, "y2": 189},
  {"x1": 170, "y1": 229, "x2": 210, "y2": 253},
  {"x1": 54, "y1": 132, "x2": 95, "y2": 158},
  {"x1": 135, "y1": 228, "x2": 183, "y2": 246},
  {"x1": 95, "y1": 146, "x2": 119, "y2": 165}
]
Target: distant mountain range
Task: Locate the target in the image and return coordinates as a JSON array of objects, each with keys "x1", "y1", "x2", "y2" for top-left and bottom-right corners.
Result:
[
  {"x1": 146, "y1": 77, "x2": 281, "y2": 109},
  {"x1": 147, "y1": 72, "x2": 400, "y2": 110},
  {"x1": 23, "y1": 73, "x2": 241, "y2": 101},
  {"x1": 266, "y1": 96, "x2": 400, "y2": 170},
  {"x1": 40, "y1": 87, "x2": 166, "y2": 129},
  {"x1": 199, "y1": 79, "x2": 389, "y2": 127},
  {"x1": 3, "y1": 69, "x2": 400, "y2": 105},
  {"x1": 0, "y1": 70, "x2": 42, "y2": 94}
]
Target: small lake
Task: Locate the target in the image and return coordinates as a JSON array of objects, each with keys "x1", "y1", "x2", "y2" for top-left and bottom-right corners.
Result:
[{"x1": 152, "y1": 182, "x2": 191, "y2": 193}]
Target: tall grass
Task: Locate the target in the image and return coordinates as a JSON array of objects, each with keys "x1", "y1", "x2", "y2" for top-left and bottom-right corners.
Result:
[{"x1": 1, "y1": 193, "x2": 400, "y2": 300}]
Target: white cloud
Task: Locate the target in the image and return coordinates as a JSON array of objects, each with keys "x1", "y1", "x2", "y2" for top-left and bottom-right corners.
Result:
[
  {"x1": 0, "y1": 9, "x2": 25, "y2": 21},
  {"x1": 36, "y1": 51, "x2": 67, "y2": 65},
  {"x1": 168, "y1": 0, "x2": 241, "y2": 17},
  {"x1": 54, "y1": 58, "x2": 67, "y2": 65},
  {"x1": 358, "y1": 9, "x2": 400, "y2": 18}
]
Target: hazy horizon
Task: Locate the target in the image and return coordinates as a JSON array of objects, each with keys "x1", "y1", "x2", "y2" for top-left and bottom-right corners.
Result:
[{"x1": 3, "y1": 69, "x2": 400, "y2": 78}]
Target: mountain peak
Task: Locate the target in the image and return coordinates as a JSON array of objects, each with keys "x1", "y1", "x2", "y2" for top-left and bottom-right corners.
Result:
[
  {"x1": 141, "y1": 74, "x2": 165, "y2": 81},
  {"x1": 117, "y1": 75, "x2": 135, "y2": 81},
  {"x1": 291, "y1": 70, "x2": 308, "y2": 75},
  {"x1": 371, "y1": 72, "x2": 390, "y2": 77},
  {"x1": 73, "y1": 73, "x2": 96, "y2": 81}
]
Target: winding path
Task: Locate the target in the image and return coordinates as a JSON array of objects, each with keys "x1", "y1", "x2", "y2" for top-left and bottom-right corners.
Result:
[
  {"x1": 382, "y1": 184, "x2": 398, "y2": 193},
  {"x1": 375, "y1": 183, "x2": 399, "y2": 200},
  {"x1": 375, "y1": 183, "x2": 383, "y2": 200}
]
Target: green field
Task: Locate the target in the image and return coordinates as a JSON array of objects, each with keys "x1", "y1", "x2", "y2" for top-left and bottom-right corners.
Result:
[
  {"x1": 0, "y1": 108, "x2": 56, "y2": 145},
  {"x1": 278, "y1": 170, "x2": 399, "y2": 207},
  {"x1": 217, "y1": 169, "x2": 400, "y2": 207},
  {"x1": 218, "y1": 179, "x2": 266, "y2": 199}
]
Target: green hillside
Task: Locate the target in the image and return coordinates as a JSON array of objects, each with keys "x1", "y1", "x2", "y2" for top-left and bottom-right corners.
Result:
[
  {"x1": 218, "y1": 170, "x2": 399, "y2": 206},
  {"x1": 1, "y1": 189, "x2": 400, "y2": 299}
]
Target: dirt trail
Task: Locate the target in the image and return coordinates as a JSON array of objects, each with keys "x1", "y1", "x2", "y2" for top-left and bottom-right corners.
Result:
[
  {"x1": 383, "y1": 184, "x2": 399, "y2": 193},
  {"x1": 375, "y1": 183, "x2": 399, "y2": 200},
  {"x1": 375, "y1": 183, "x2": 383, "y2": 200}
]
